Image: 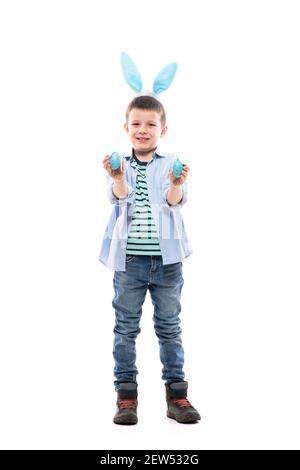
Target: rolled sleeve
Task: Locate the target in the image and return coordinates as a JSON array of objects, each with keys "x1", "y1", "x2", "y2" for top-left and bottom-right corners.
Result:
[
  {"x1": 107, "y1": 176, "x2": 135, "y2": 205},
  {"x1": 162, "y1": 180, "x2": 188, "y2": 208}
]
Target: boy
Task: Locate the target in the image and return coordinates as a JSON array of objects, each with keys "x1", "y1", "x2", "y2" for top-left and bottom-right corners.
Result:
[{"x1": 99, "y1": 95, "x2": 201, "y2": 425}]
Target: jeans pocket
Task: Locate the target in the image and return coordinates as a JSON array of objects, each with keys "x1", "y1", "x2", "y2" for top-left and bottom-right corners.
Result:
[{"x1": 126, "y1": 255, "x2": 136, "y2": 263}]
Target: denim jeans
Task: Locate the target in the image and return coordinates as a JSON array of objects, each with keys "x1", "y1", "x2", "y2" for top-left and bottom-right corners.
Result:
[{"x1": 112, "y1": 254, "x2": 185, "y2": 391}]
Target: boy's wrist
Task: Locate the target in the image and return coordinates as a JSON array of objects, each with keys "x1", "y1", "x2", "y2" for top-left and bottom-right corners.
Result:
[
  {"x1": 167, "y1": 184, "x2": 183, "y2": 206},
  {"x1": 114, "y1": 177, "x2": 126, "y2": 185},
  {"x1": 113, "y1": 178, "x2": 128, "y2": 199},
  {"x1": 170, "y1": 181, "x2": 182, "y2": 188}
]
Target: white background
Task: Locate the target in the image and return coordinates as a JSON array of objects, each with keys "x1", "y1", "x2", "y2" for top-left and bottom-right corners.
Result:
[{"x1": 0, "y1": 0, "x2": 299, "y2": 450}]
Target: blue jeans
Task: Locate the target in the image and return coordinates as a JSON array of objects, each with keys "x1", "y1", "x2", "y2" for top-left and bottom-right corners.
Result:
[{"x1": 112, "y1": 254, "x2": 185, "y2": 391}]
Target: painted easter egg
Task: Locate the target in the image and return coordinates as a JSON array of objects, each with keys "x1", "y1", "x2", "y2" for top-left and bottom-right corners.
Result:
[
  {"x1": 109, "y1": 152, "x2": 121, "y2": 170},
  {"x1": 172, "y1": 158, "x2": 183, "y2": 178}
]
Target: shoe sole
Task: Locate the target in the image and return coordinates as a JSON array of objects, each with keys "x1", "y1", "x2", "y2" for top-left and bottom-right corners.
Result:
[
  {"x1": 113, "y1": 420, "x2": 137, "y2": 425},
  {"x1": 113, "y1": 416, "x2": 138, "y2": 425},
  {"x1": 167, "y1": 411, "x2": 200, "y2": 423}
]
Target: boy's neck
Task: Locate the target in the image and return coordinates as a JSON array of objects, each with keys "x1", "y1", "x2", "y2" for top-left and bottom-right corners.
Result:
[{"x1": 133, "y1": 146, "x2": 157, "y2": 162}]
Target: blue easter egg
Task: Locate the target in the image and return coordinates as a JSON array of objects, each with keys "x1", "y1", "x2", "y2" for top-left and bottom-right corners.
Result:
[
  {"x1": 173, "y1": 158, "x2": 183, "y2": 178},
  {"x1": 109, "y1": 152, "x2": 121, "y2": 170}
]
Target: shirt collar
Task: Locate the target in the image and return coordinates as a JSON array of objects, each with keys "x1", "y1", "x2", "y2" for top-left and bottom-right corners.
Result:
[{"x1": 123, "y1": 146, "x2": 166, "y2": 161}]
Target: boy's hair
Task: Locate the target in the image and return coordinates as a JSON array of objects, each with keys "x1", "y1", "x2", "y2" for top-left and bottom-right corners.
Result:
[{"x1": 125, "y1": 95, "x2": 166, "y2": 128}]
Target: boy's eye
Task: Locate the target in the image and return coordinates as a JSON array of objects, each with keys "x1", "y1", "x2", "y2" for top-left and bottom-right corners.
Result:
[{"x1": 131, "y1": 123, "x2": 157, "y2": 127}]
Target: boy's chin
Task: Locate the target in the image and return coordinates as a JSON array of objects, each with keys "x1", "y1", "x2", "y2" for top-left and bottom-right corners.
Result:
[{"x1": 133, "y1": 142, "x2": 158, "y2": 152}]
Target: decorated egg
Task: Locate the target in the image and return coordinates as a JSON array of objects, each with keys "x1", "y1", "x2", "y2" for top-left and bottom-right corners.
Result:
[
  {"x1": 109, "y1": 152, "x2": 121, "y2": 170},
  {"x1": 172, "y1": 158, "x2": 183, "y2": 178}
]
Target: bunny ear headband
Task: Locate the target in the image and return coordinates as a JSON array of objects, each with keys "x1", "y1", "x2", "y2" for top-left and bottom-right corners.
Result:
[{"x1": 120, "y1": 51, "x2": 178, "y2": 98}]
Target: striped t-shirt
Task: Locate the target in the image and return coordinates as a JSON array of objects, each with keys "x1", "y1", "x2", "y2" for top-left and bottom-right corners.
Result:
[{"x1": 126, "y1": 155, "x2": 162, "y2": 256}]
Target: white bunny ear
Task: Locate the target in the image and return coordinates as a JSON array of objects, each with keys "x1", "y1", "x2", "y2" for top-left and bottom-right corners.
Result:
[
  {"x1": 153, "y1": 62, "x2": 178, "y2": 95},
  {"x1": 120, "y1": 51, "x2": 143, "y2": 93}
]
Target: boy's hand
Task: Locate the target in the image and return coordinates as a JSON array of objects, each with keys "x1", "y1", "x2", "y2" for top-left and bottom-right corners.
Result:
[
  {"x1": 102, "y1": 155, "x2": 126, "y2": 182},
  {"x1": 169, "y1": 163, "x2": 190, "y2": 186}
]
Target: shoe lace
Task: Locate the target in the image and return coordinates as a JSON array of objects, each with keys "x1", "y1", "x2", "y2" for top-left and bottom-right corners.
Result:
[
  {"x1": 119, "y1": 399, "x2": 137, "y2": 409},
  {"x1": 173, "y1": 398, "x2": 192, "y2": 408}
]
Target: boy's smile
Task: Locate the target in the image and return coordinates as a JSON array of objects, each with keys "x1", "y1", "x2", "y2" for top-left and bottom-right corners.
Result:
[{"x1": 124, "y1": 108, "x2": 167, "y2": 159}]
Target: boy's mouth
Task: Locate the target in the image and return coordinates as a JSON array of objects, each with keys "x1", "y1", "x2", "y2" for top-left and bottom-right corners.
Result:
[{"x1": 136, "y1": 137, "x2": 149, "y2": 143}]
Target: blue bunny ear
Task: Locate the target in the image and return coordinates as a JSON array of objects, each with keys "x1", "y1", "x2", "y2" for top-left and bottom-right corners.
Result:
[
  {"x1": 153, "y1": 62, "x2": 178, "y2": 95},
  {"x1": 120, "y1": 51, "x2": 143, "y2": 93}
]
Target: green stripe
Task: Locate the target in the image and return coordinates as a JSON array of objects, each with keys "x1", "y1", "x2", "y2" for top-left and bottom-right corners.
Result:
[
  {"x1": 136, "y1": 188, "x2": 149, "y2": 195},
  {"x1": 126, "y1": 250, "x2": 161, "y2": 255},
  {"x1": 128, "y1": 238, "x2": 160, "y2": 243},
  {"x1": 128, "y1": 233, "x2": 158, "y2": 238}
]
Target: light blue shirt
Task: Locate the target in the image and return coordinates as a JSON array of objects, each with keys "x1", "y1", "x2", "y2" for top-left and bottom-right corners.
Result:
[{"x1": 98, "y1": 148, "x2": 193, "y2": 271}]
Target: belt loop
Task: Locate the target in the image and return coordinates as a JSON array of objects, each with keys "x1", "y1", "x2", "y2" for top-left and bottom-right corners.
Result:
[{"x1": 151, "y1": 255, "x2": 155, "y2": 271}]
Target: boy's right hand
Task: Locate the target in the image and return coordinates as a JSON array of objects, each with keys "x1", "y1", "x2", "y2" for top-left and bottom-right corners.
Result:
[{"x1": 102, "y1": 155, "x2": 125, "y2": 182}]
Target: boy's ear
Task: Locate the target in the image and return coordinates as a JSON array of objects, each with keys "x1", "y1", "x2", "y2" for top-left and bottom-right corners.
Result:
[
  {"x1": 124, "y1": 122, "x2": 129, "y2": 133},
  {"x1": 160, "y1": 126, "x2": 168, "y2": 137}
]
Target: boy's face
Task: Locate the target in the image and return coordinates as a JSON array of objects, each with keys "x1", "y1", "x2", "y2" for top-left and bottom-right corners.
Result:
[{"x1": 124, "y1": 109, "x2": 167, "y2": 153}]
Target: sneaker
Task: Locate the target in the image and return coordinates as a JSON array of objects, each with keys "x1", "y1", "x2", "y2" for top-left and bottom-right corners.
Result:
[
  {"x1": 165, "y1": 381, "x2": 201, "y2": 423},
  {"x1": 113, "y1": 382, "x2": 138, "y2": 425}
]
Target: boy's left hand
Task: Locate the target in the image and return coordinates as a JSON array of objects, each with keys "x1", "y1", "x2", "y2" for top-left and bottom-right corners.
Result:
[{"x1": 169, "y1": 163, "x2": 190, "y2": 186}]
